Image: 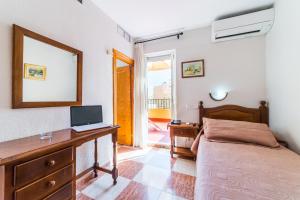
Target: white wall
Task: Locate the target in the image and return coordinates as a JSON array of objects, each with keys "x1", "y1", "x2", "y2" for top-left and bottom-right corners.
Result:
[
  {"x1": 266, "y1": 0, "x2": 300, "y2": 153},
  {"x1": 0, "y1": 0, "x2": 133, "y2": 174},
  {"x1": 144, "y1": 27, "x2": 266, "y2": 123}
]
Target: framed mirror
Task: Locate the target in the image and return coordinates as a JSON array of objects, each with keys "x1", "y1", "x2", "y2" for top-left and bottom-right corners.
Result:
[{"x1": 12, "y1": 24, "x2": 82, "y2": 108}]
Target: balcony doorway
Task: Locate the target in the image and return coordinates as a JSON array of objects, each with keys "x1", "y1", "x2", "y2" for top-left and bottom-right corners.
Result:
[{"x1": 145, "y1": 50, "x2": 176, "y2": 146}]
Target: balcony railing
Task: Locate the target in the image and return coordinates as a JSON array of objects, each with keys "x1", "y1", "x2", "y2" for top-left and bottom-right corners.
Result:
[{"x1": 147, "y1": 98, "x2": 171, "y2": 109}]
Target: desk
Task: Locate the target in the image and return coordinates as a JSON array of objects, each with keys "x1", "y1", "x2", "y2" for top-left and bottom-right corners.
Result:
[{"x1": 0, "y1": 126, "x2": 119, "y2": 200}]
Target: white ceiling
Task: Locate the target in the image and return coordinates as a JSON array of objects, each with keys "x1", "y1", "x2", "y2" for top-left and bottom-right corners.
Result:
[{"x1": 91, "y1": 0, "x2": 274, "y2": 38}]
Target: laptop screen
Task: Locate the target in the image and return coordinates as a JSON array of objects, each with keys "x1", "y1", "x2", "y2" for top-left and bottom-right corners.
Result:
[{"x1": 70, "y1": 105, "x2": 103, "y2": 127}]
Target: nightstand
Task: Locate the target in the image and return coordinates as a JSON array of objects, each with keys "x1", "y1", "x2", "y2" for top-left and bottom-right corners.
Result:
[{"x1": 168, "y1": 123, "x2": 200, "y2": 159}]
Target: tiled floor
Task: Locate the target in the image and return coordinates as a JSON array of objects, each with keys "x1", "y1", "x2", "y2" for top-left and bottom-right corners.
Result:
[
  {"x1": 76, "y1": 146, "x2": 196, "y2": 200},
  {"x1": 148, "y1": 121, "x2": 170, "y2": 145}
]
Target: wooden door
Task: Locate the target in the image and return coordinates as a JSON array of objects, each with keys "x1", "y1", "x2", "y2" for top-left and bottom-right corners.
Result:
[
  {"x1": 113, "y1": 49, "x2": 134, "y2": 146},
  {"x1": 116, "y1": 66, "x2": 132, "y2": 145}
]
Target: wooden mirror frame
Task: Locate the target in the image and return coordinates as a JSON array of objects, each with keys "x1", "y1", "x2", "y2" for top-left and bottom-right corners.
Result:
[{"x1": 12, "y1": 24, "x2": 83, "y2": 108}]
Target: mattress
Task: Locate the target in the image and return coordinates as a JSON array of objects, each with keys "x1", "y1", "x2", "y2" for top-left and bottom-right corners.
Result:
[{"x1": 195, "y1": 136, "x2": 300, "y2": 200}]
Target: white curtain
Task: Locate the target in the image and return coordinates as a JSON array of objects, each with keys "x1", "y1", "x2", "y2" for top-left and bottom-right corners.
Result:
[{"x1": 133, "y1": 43, "x2": 148, "y2": 148}]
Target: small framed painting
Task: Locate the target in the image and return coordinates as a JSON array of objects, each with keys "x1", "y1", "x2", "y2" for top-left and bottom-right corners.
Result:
[
  {"x1": 181, "y1": 60, "x2": 205, "y2": 78},
  {"x1": 24, "y1": 63, "x2": 47, "y2": 80}
]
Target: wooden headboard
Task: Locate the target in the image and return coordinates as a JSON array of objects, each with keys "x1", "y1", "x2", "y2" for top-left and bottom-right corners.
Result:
[{"x1": 199, "y1": 101, "x2": 269, "y2": 127}]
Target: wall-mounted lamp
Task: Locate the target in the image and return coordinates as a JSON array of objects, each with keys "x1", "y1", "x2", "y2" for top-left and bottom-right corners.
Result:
[{"x1": 209, "y1": 90, "x2": 229, "y2": 101}]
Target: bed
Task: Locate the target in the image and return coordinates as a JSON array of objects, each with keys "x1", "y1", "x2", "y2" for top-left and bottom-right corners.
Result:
[{"x1": 194, "y1": 101, "x2": 300, "y2": 200}]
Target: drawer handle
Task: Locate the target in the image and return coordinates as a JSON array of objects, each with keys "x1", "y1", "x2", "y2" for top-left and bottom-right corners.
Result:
[
  {"x1": 47, "y1": 160, "x2": 56, "y2": 167},
  {"x1": 48, "y1": 180, "x2": 56, "y2": 187}
]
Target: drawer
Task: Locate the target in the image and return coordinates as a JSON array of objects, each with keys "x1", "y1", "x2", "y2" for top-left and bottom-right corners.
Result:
[
  {"x1": 173, "y1": 128, "x2": 197, "y2": 138},
  {"x1": 43, "y1": 182, "x2": 73, "y2": 200},
  {"x1": 14, "y1": 147, "x2": 73, "y2": 188},
  {"x1": 15, "y1": 164, "x2": 73, "y2": 200}
]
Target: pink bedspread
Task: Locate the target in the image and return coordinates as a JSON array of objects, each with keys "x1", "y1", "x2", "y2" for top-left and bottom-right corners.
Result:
[{"x1": 195, "y1": 136, "x2": 300, "y2": 200}]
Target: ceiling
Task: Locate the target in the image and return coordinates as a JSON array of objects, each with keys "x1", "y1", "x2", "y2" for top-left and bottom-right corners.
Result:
[{"x1": 91, "y1": 0, "x2": 274, "y2": 38}]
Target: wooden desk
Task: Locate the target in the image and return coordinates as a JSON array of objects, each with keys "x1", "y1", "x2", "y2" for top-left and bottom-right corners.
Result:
[
  {"x1": 0, "y1": 126, "x2": 119, "y2": 200},
  {"x1": 168, "y1": 123, "x2": 199, "y2": 159}
]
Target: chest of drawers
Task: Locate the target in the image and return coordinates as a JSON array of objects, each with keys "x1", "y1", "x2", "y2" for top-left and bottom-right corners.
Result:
[
  {"x1": 1, "y1": 147, "x2": 75, "y2": 200},
  {"x1": 0, "y1": 126, "x2": 119, "y2": 200}
]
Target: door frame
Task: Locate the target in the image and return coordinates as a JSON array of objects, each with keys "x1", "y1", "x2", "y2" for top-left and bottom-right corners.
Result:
[
  {"x1": 112, "y1": 49, "x2": 134, "y2": 145},
  {"x1": 144, "y1": 49, "x2": 177, "y2": 120}
]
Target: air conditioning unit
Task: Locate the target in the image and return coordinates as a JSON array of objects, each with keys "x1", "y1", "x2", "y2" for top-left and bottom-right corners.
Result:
[{"x1": 212, "y1": 8, "x2": 274, "y2": 42}]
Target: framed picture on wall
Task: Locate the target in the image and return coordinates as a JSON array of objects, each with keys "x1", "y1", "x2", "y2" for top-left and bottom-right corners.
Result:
[{"x1": 181, "y1": 60, "x2": 205, "y2": 78}]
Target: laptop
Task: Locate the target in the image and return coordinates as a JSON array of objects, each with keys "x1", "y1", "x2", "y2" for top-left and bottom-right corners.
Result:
[{"x1": 70, "y1": 105, "x2": 111, "y2": 132}]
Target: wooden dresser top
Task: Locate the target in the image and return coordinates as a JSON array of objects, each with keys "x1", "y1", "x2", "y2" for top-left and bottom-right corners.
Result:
[{"x1": 0, "y1": 126, "x2": 118, "y2": 166}]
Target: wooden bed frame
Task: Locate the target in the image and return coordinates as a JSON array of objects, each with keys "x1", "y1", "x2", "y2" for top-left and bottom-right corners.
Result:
[{"x1": 199, "y1": 101, "x2": 269, "y2": 127}]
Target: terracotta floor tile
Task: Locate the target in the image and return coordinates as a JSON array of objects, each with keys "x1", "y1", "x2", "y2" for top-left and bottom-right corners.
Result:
[
  {"x1": 166, "y1": 171, "x2": 196, "y2": 200},
  {"x1": 77, "y1": 170, "x2": 104, "y2": 191},
  {"x1": 118, "y1": 145, "x2": 141, "y2": 154},
  {"x1": 76, "y1": 193, "x2": 94, "y2": 200},
  {"x1": 116, "y1": 181, "x2": 161, "y2": 200},
  {"x1": 118, "y1": 160, "x2": 144, "y2": 179},
  {"x1": 82, "y1": 174, "x2": 130, "y2": 200},
  {"x1": 78, "y1": 147, "x2": 197, "y2": 200}
]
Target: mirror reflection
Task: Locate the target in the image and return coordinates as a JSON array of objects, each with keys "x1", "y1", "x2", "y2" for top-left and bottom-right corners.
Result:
[{"x1": 22, "y1": 36, "x2": 78, "y2": 102}]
